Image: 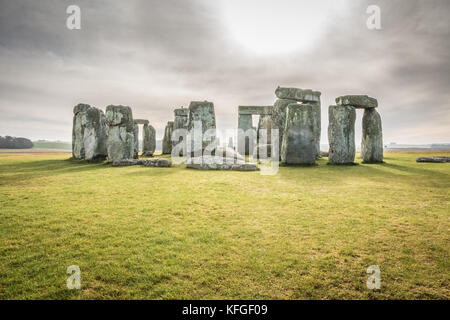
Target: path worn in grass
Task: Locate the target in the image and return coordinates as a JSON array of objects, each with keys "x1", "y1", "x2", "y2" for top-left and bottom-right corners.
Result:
[{"x1": 0, "y1": 152, "x2": 448, "y2": 299}]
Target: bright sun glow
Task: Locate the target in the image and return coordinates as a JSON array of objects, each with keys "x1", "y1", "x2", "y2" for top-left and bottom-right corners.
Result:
[{"x1": 219, "y1": 0, "x2": 348, "y2": 55}]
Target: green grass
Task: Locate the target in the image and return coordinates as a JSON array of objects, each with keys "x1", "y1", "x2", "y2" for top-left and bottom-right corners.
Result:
[
  {"x1": 0, "y1": 152, "x2": 448, "y2": 299},
  {"x1": 32, "y1": 141, "x2": 71, "y2": 150}
]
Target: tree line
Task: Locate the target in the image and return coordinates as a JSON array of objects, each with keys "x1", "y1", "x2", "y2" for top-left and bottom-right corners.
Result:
[{"x1": 0, "y1": 136, "x2": 33, "y2": 149}]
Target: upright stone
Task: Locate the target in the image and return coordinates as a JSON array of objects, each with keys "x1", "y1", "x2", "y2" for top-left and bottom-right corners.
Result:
[
  {"x1": 237, "y1": 114, "x2": 254, "y2": 155},
  {"x1": 328, "y1": 105, "x2": 356, "y2": 164},
  {"x1": 361, "y1": 108, "x2": 383, "y2": 163},
  {"x1": 83, "y1": 107, "x2": 107, "y2": 161},
  {"x1": 72, "y1": 103, "x2": 107, "y2": 161},
  {"x1": 142, "y1": 123, "x2": 155, "y2": 157},
  {"x1": 188, "y1": 101, "x2": 216, "y2": 156},
  {"x1": 281, "y1": 104, "x2": 317, "y2": 165},
  {"x1": 173, "y1": 107, "x2": 189, "y2": 156},
  {"x1": 72, "y1": 103, "x2": 91, "y2": 159},
  {"x1": 105, "y1": 105, "x2": 134, "y2": 161},
  {"x1": 271, "y1": 99, "x2": 297, "y2": 157},
  {"x1": 162, "y1": 121, "x2": 174, "y2": 154},
  {"x1": 133, "y1": 122, "x2": 139, "y2": 159}
]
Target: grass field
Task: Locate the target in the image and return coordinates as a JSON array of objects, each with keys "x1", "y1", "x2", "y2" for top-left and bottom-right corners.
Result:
[{"x1": 0, "y1": 152, "x2": 448, "y2": 299}]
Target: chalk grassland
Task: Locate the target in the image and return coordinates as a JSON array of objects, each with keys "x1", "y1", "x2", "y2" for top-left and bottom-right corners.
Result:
[{"x1": 0, "y1": 152, "x2": 448, "y2": 299}]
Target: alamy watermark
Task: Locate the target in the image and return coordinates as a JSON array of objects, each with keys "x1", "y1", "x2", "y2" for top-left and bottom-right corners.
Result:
[
  {"x1": 66, "y1": 265, "x2": 81, "y2": 289},
  {"x1": 366, "y1": 265, "x2": 381, "y2": 290}
]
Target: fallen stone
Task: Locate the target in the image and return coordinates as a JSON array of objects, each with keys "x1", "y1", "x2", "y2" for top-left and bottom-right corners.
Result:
[
  {"x1": 335, "y1": 95, "x2": 378, "y2": 109},
  {"x1": 281, "y1": 104, "x2": 317, "y2": 165},
  {"x1": 275, "y1": 87, "x2": 321, "y2": 103},
  {"x1": 328, "y1": 105, "x2": 356, "y2": 164},
  {"x1": 361, "y1": 108, "x2": 383, "y2": 163},
  {"x1": 416, "y1": 157, "x2": 450, "y2": 163},
  {"x1": 112, "y1": 159, "x2": 142, "y2": 166},
  {"x1": 320, "y1": 151, "x2": 329, "y2": 157}
]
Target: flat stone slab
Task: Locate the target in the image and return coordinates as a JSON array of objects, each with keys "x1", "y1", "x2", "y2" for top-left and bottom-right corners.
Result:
[
  {"x1": 335, "y1": 95, "x2": 378, "y2": 109},
  {"x1": 134, "y1": 119, "x2": 149, "y2": 125},
  {"x1": 174, "y1": 108, "x2": 189, "y2": 116},
  {"x1": 112, "y1": 158, "x2": 171, "y2": 167},
  {"x1": 275, "y1": 87, "x2": 321, "y2": 103},
  {"x1": 186, "y1": 155, "x2": 258, "y2": 171},
  {"x1": 416, "y1": 157, "x2": 450, "y2": 163},
  {"x1": 238, "y1": 106, "x2": 273, "y2": 115}
]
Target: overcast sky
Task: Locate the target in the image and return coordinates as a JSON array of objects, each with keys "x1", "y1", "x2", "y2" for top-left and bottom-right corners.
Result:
[{"x1": 0, "y1": 0, "x2": 449, "y2": 144}]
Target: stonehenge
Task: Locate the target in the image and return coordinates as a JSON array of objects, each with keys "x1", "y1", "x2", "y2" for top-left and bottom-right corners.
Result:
[
  {"x1": 70, "y1": 88, "x2": 383, "y2": 171},
  {"x1": 328, "y1": 105, "x2": 356, "y2": 164},
  {"x1": 272, "y1": 87, "x2": 321, "y2": 163},
  {"x1": 72, "y1": 103, "x2": 107, "y2": 161},
  {"x1": 328, "y1": 94, "x2": 383, "y2": 164},
  {"x1": 105, "y1": 105, "x2": 135, "y2": 161},
  {"x1": 281, "y1": 104, "x2": 318, "y2": 165}
]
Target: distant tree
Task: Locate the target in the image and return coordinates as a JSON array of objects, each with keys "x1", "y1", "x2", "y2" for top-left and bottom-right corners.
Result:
[{"x1": 0, "y1": 136, "x2": 33, "y2": 149}]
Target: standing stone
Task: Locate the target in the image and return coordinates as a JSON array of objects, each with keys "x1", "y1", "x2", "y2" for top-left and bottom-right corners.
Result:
[
  {"x1": 133, "y1": 122, "x2": 139, "y2": 159},
  {"x1": 257, "y1": 114, "x2": 273, "y2": 158},
  {"x1": 72, "y1": 103, "x2": 107, "y2": 161},
  {"x1": 361, "y1": 108, "x2": 383, "y2": 163},
  {"x1": 83, "y1": 107, "x2": 107, "y2": 161},
  {"x1": 72, "y1": 103, "x2": 91, "y2": 159},
  {"x1": 237, "y1": 114, "x2": 254, "y2": 155},
  {"x1": 162, "y1": 121, "x2": 174, "y2": 154},
  {"x1": 311, "y1": 101, "x2": 321, "y2": 158},
  {"x1": 142, "y1": 124, "x2": 156, "y2": 157},
  {"x1": 281, "y1": 104, "x2": 317, "y2": 165},
  {"x1": 105, "y1": 105, "x2": 134, "y2": 161},
  {"x1": 188, "y1": 101, "x2": 216, "y2": 156},
  {"x1": 328, "y1": 105, "x2": 356, "y2": 164},
  {"x1": 271, "y1": 98, "x2": 297, "y2": 158}
]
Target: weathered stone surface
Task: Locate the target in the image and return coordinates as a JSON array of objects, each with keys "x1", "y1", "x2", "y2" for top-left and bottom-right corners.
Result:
[
  {"x1": 328, "y1": 105, "x2": 356, "y2": 164},
  {"x1": 112, "y1": 159, "x2": 142, "y2": 167},
  {"x1": 361, "y1": 108, "x2": 383, "y2": 163},
  {"x1": 281, "y1": 104, "x2": 317, "y2": 165},
  {"x1": 311, "y1": 102, "x2": 321, "y2": 158},
  {"x1": 162, "y1": 121, "x2": 174, "y2": 154},
  {"x1": 271, "y1": 99, "x2": 297, "y2": 158},
  {"x1": 105, "y1": 105, "x2": 134, "y2": 161},
  {"x1": 141, "y1": 158, "x2": 171, "y2": 167},
  {"x1": 257, "y1": 114, "x2": 273, "y2": 145},
  {"x1": 416, "y1": 157, "x2": 450, "y2": 163},
  {"x1": 188, "y1": 101, "x2": 216, "y2": 156},
  {"x1": 275, "y1": 87, "x2": 321, "y2": 103},
  {"x1": 238, "y1": 106, "x2": 273, "y2": 115},
  {"x1": 83, "y1": 107, "x2": 107, "y2": 161},
  {"x1": 257, "y1": 144, "x2": 272, "y2": 159},
  {"x1": 134, "y1": 119, "x2": 149, "y2": 125},
  {"x1": 142, "y1": 124, "x2": 155, "y2": 157},
  {"x1": 320, "y1": 151, "x2": 329, "y2": 157},
  {"x1": 133, "y1": 122, "x2": 139, "y2": 159},
  {"x1": 237, "y1": 114, "x2": 255, "y2": 156},
  {"x1": 72, "y1": 103, "x2": 107, "y2": 161},
  {"x1": 173, "y1": 107, "x2": 189, "y2": 156},
  {"x1": 335, "y1": 95, "x2": 378, "y2": 109}
]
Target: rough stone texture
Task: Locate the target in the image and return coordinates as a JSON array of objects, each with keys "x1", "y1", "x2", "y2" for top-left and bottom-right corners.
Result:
[
  {"x1": 416, "y1": 157, "x2": 450, "y2": 163},
  {"x1": 335, "y1": 95, "x2": 378, "y2": 109},
  {"x1": 281, "y1": 104, "x2": 317, "y2": 165},
  {"x1": 162, "y1": 121, "x2": 174, "y2": 154},
  {"x1": 142, "y1": 124, "x2": 156, "y2": 157},
  {"x1": 188, "y1": 101, "x2": 216, "y2": 156},
  {"x1": 112, "y1": 159, "x2": 142, "y2": 167},
  {"x1": 328, "y1": 105, "x2": 356, "y2": 164},
  {"x1": 173, "y1": 107, "x2": 189, "y2": 156},
  {"x1": 133, "y1": 122, "x2": 139, "y2": 159},
  {"x1": 134, "y1": 119, "x2": 149, "y2": 125},
  {"x1": 83, "y1": 107, "x2": 108, "y2": 161},
  {"x1": 320, "y1": 151, "x2": 329, "y2": 157},
  {"x1": 238, "y1": 106, "x2": 273, "y2": 115},
  {"x1": 311, "y1": 101, "x2": 321, "y2": 158},
  {"x1": 275, "y1": 87, "x2": 321, "y2": 103},
  {"x1": 141, "y1": 158, "x2": 171, "y2": 167},
  {"x1": 105, "y1": 105, "x2": 135, "y2": 161},
  {"x1": 361, "y1": 108, "x2": 383, "y2": 163},
  {"x1": 237, "y1": 114, "x2": 254, "y2": 156},
  {"x1": 257, "y1": 144, "x2": 272, "y2": 159},
  {"x1": 257, "y1": 114, "x2": 273, "y2": 145},
  {"x1": 72, "y1": 103, "x2": 91, "y2": 159},
  {"x1": 271, "y1": 99, "x2": 297, "y2": 158},
  {"x1": 72, "y1": 103, "x2": 107, "y2": 161}
]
